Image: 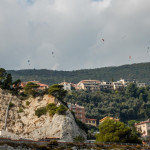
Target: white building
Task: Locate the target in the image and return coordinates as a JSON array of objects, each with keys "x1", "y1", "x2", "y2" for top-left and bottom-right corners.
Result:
[
  {"x1": 135, "y1": 120, "x2": 150, "y2": 137},
  {"x1": 136, "y1": 82, "x2": 146, "y2": 88},
  {"x1": 113, "y1": 82, "x2": 124, "y2": 90},
  {"x1": 100, "y1": 81, "x2": 113, "y2": 90},
  {"x1": 77, "y1": 80, "x2": 101, "y2": 91},
  {"x1": 59, "y1": 82, "x2": 72, "y2": 91}
]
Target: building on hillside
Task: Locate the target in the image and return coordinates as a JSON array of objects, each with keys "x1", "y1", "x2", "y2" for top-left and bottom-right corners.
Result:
[
  {"x1": 59, "y1": 82, "x2": 72, "y2": 91},
  {"x1": 67, "y1": 103, "x2": 86, "y2": 123},
  {"x1": 136, "y1": 82, "x2": 146, "y2": 88},
  {"x1": 100, "y1": 81, "x2": 113, "y2": 90},
  {"x1": 119, "y1": 79, "x2": 146, "y2": 88},
  {"x1": 86, "y1": 119, "x2": 97, "y2": 127},
  {"x1": 119, "y1": 79, "x2": 130, "y2": 87},
  {"x1": 135, "y1": 120, "x2": 150, "y2": 137},
  {"x1": 20, "y1": 80, "x2": 48, "y2": 90},
  {"x1": 77, "y1": 80, "x2": 101, "y2": 91},
  {"x1": 112, "y1": 82, "x2": 124, "y2": 90},
  {"x1": 99, "y1": 116, "x2": 119, "y2": 124}
]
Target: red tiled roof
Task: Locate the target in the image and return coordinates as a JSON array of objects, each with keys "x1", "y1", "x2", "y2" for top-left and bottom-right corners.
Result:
[
  {"x1": 135, "y1": 121, "x2": 150, "y2": 126},
  {"x1": 79, "y1": 80, "x2": 101, "y2": 83}
]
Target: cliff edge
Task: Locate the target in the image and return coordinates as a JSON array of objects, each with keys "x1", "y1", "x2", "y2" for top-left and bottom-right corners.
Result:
[{"x1": 0, "y1": 89, "x2": 86, "y2": 142}]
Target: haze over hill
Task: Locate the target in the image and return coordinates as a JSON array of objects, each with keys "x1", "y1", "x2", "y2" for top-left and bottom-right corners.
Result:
[{"x1": 7, "y1": 62, "x2": 150, "y2": 85}]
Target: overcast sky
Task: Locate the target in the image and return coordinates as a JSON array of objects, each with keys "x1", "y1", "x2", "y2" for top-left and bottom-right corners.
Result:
[{"x1": 0, "y1": 0, "x2": 150, "y2": 71}]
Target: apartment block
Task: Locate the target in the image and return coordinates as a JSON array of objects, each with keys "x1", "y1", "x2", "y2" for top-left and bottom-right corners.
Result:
[
  {"x1": 77, "y1": 80, "x2": 101, "y2": 91},
  {"x1": 67, "y1": 103, "x2": 86, "y2": 123}
]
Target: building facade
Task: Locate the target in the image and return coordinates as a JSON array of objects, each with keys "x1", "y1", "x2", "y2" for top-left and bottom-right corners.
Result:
[
  {"x1": 77, "y1": 80, "x2": 101, "y2": 91},
  {"x1": 67, "y1": 103, "x2": 86, "y2": 123},
  {"x1": 135, "y1": 120, "x2": 150, "y2": 137},
  {"x1": 59, "y1": 82, "x2": 72, "y2": 91},
  {"x1": 86, "y1": 119, "x2": 97, "y2": 127}
]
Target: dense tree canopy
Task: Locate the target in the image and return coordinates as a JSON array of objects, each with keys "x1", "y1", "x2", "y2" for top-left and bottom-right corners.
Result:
[
  {"x1": 96, "y1": 119, "x2": 142, "y2": 143},
  {"x1": 64, "y1": 85, "x2": 150, "y2": 122},
  {"x1": 7, "y1": 62, "x2": 150, "y2": 85},
  {"x1": 125, "y1": 83, "x2": 137, "y2": 98}
]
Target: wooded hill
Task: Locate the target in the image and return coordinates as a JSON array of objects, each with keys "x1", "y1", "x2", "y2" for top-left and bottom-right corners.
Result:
[{"x1": 7, "y1": 62, "x2": 150, "y2": 85}]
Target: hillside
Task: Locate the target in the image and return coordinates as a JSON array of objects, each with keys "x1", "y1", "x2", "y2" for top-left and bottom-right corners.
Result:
[
  {"x1": 7, "y1": 62, "x2": 150, "y2": 85},
  {"x1": 0, "y1": 89, "x2": 86, "y2": 141}
]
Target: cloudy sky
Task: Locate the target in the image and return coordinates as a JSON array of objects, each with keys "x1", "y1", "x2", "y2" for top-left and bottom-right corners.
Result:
[{"x1": 0, "y1": 0, "x2": 150, "y2": 70}]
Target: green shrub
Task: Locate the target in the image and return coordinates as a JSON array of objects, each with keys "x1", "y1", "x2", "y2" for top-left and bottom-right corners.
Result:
[
  {"x1": 49, "y1": 109, "x2": 56, "y2": 116},
  {"x1": 18, "y1": 107, "x2": 23, "y2": 113},
  {"x1": 73, "y1": 135, "x2": 85, "y2": 143},
  {"x1": 46, "y1": 103, "x2": 57, "y2": 111},
  {"x1": 35, "y1": 107, "x2": 47, "y2": 118},
  {"x1": 47, "y1": 103, "x2": 57, "y2": 116},
  {"x1": 56, "y1": 105, "x2": 67, "y2": 115},
  {"x1": 26, "y1": 101, "x2": 30, "y2": 106},
  {"x1": 9, "y1": 102, "x2": 15, "y2": 108}
]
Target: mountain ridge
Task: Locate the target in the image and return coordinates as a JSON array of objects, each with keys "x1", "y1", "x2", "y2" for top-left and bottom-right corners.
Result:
[{"x1": 7, "y1": 62, "x2": 150, "y2": 85}]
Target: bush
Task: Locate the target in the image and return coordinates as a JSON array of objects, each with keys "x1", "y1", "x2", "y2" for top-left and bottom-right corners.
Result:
[
  {"x1": 18, "y1": 107, "x2": 23, "y2": 113},
  {"x1": 46, "y1": 103, "x2": 57, "y2": 111},
  {"x1": 35, "y1": 107, "x2": 47, "y2": 118},
  {"x1": 49, "y1": 109, "x2": 56, "y2": 116},
  {"x1": 26, "y1": 101, "x2": 30, "y2": 106},
  {"x1": 9, "y1": 102, "x2": 15, "y2": 108},
  {"x1": 73, "y1": 135, "x2": 85, "y2": 143},
  {"x1": 56, "y1": 105, "x2": 67, "y2": 115},
  {"x1": 47, "y1": 103, "x2": 57, "y2": 116}
]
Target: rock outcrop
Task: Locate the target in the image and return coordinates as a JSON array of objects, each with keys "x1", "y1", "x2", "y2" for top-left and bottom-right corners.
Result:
[{"x1": 0, "y1": 89, "x2": 86, "y2": 142}]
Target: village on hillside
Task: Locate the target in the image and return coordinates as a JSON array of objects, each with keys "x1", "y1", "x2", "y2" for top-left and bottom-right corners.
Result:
[{"x1": 18, "y1": 79, "x2": 148, "y2": 135}]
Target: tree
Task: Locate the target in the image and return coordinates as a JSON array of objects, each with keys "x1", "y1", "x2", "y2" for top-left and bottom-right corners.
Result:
[
  {"x1": 0, "y1": 68, "x2": 7, "y2": 81},
  {"x1": 0, "y1": 68, "x2": 12, "y2": 90},
  {"x1": 2, "y1": 73, "x2": 12, "y2": 89},
  {"x1": 12, "y1": 79, "x2": 22, "y2": 95},
  {"x1": 125, "y1": 83, "x2": 137, "y2": 98},
  {"x1": 24, "y1": 82, "x2": 39, "y2": 96},
  {"x1": 48, "y1": 84, "x2": 67, "y2": 102},
  {"x1": 96, "y1": 119, "x2": 142, "y2": 144},
  {"x1": 128, "y1": 120, "x2": 141, "y2": 137}
]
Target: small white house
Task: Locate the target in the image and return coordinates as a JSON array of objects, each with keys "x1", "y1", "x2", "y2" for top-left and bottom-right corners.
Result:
[
  {"x1": 135, "y1": 120, "x2": 150, "y2": 137},
  {"x1": 59, "y1": 82, "x2": 71, "y2": 91}
]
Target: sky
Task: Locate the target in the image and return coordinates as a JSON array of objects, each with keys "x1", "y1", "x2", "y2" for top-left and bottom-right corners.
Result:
[{"x1": 0, "y1": 0, "x2": 150, "y2": 71}]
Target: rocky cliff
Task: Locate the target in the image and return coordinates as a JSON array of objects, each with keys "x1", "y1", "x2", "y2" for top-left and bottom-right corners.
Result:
[{"x1": 0, "y1": 89, "x2": 86, "y2": 142}]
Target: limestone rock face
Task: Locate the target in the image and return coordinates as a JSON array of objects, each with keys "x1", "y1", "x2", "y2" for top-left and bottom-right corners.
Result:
[{"x1": 0, "y1": 89, "x2": 86, "y2": 142}]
